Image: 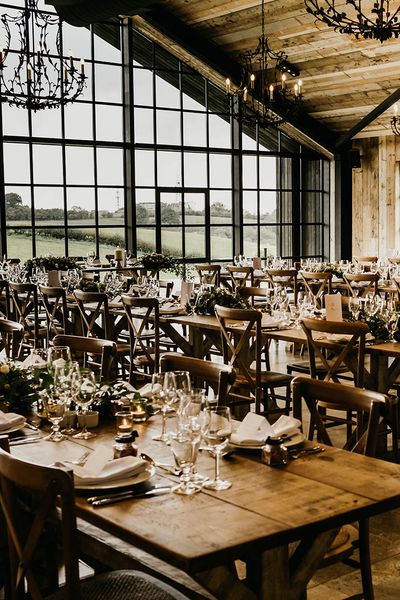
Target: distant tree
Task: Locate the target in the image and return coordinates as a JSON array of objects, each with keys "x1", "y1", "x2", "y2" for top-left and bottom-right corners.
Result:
[
  {"x1": 210, "y1": 202, "x2": 230, "y2": 217},
  {"x1": 5, "y1": 192, "x2": 23, "y2": 208},
  {"x1": 136, "y1": 204, "x2": 148, "y2": 224},
  {"x1": 161, "y1": 204, "x2": 180, "y2": 225}
]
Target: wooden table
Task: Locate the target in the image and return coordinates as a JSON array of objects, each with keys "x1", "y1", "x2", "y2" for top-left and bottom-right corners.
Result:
[{"x1": 12, "y1": 418, "x2": 400, "y2": 600}]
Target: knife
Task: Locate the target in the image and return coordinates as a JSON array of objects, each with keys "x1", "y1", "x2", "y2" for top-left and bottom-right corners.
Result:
[
  {"x1": 90, "y1": 486, "x2": 172, "y2": 507},
  {"x1": 9, "y1": 437, "x2": 42, "y2": 446},
  {"x1": 87, "y1": 484, "x2": 171, "y2": 504}
]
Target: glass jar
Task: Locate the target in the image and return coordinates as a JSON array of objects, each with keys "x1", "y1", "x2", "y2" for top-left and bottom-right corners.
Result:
[
  {"x1": 113, "y1": 431, "x2": 139, "y2": 459},
  {"x1": 261, "y1": 436, "x2": 288, "y2": 467}
]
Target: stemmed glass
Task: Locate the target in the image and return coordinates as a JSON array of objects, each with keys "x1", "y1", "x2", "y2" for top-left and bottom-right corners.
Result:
[
  {"x1": 387, "y1": 313, "x2": 399, "y2": 342},
  {"x1": 72, "y1": 368, "x2": 97, "y2": 440},
  {"x1": 170, "y1": 430, "x2": 202, "y2": 495},
  {"x1": 54, "y1": 361, "x2": 80, "y2": 435},
  {"x1": 180, "y1": 389, "x2": 210, "y2": 484},
  {"x1": 48, "y1": 346, "x2": 72, "y2": 370},
  {"x1": 349, "y1": 296, "x2": 361, "y2": 320},
  {"x1": 41, "y1": 388, "x2": 67, "y2": 442},
  {"x1": 151, "y1": 372, "x2": 179, "y2": 443},
  {"x1": 203, "y1": 406, "x2": 232, "y2": 491}
]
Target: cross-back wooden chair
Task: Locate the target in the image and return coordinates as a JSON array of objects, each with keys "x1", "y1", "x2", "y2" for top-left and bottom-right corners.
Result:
[
  {"x1": 8, "y1": 282, "x2": 47, "y2": 351},
  {"x1": 52, "y1": 334, "x2": 117, "y2": 381},
  {"x1": 0, "y1": 280, "x2": 11, "y2": 319},
  {"x1": 121, "y1": 295, "x2": 161, "y2": 383},
  {"x1": 0, "y1": 436, "x2": 190, "y2": 600},
  {"x1": 160, "y1": 352, "x2": 236, "y2": 405},
  {"x1": 292, "y1": 377, "x2": 388, "y2": 600},
  {"x1": 264, "y1": 268, "x2": 298, "y2": 304},
  {"x1": 195, "y1": 264, "x2": 221, "y2": 287},
  {"x1": 299, "y1": 271, "x2": 332, "y2": 308},
  {"x1": 237, "y1": 286, "x2": 271, "y2": 308},
  {"x1": 158, "y1": 280, "x2": 174, "y2": 298},
  {"x1": 39, "y1": 286, "x2": 70, "y2": 345},
  {"x1": 226, "y1": 266, "x2": 254, "y2": 290},
  {"x1": 353, "y1": 256, "x2": 378, "y2": 266},
  {"x1": 0, "y1": 319, "x2": 23, "y2": 359},
  {"x1": 343, "y1": 272, "x2": 379, "y2": 297},
  {"x1": 215, "y1": 305, "x2": 292, "y2": 418}
]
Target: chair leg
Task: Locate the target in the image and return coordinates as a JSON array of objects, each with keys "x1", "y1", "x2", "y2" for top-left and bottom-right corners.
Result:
[
  {"x1": 390, "y1": 404, "x2": 399, "y2": 460},
  {"x1": 358, "y1": 519, "x2": 374, "y2": 600}
]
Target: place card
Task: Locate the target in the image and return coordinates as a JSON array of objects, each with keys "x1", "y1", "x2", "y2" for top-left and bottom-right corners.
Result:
[
  {"x1": 180, "y1": 281, "x2": 193, "y2": 307},
  {"x1": 325, "y1": 294, "x2": 343, "y2": 321},
  {"x1": 253, "y1": 257, "x2": 262, "y2": 269}
]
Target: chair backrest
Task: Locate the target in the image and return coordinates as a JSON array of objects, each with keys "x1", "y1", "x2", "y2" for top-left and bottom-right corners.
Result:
[
  {"x1": 292, "y1": 377, "x2": 387, "y2": 456},
  {"x1": 299, "y1": 271, "x2": 332, "y2": 308},
  {"x1": 52, "y1": 334, "x2": 116, "y2": 380},
  {"x1": 0, "y1": 436, "x2": 81, "y2": 599},
  {"x1": 343, "y1": 272, "x2": 379, "y2": 297},
  {"x1": 73, "y1": 289, "x2": 111, "y2": 339},
  {"x1": 237, "y1": 286, "x2": 271, "y2": 307},
  {"x1": 389, "y1": 257, "x2": 400, "y2": 265},
  {"x1": 195, "y1": 264, "x2": 221, "y2": 286},
  {"x1": 301, "y1": 318, "x2": 369, "y2": 387},
  {"x1": 264, "y1": 269, "x2": 298, "y2": 304},
  {"x1": 0, "y1": 318, "x2": 24, "y2": 359},
  {"x1": 215, "y1": 304, "x2": 263, "y2": 412},
  {"x1": 226, "y1": 266, "x2": 254, "y2": 290},
  {"x1": 39, "y1": 286, "x2": 69, "y2": 343},
  {"x1": 121, "y1": 295, "x2": 160, "y2": 375},
  {"x1": 0, "y1": 279, "x2": 10, "y2": 319},
  {"x1": 9, "y1": 282, "x2": 41, "y2": 348},
  {"x1": 160, "y1": 352, "x2": 236, "y2": 405},
  {"x1": 353, "y1": 256, "x2": 378, "y2": 264},
  {"x1": 158, "y1": 280, "x2": 174, "y2": 298}
]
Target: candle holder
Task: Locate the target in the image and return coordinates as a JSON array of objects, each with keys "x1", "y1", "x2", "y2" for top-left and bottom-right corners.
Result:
[
  {"x1": 115, "y1": 411, "x2": 135, "y2": 436},
  {"x1": 130, "y1": 397, "x2": 148, "y2": 422}
]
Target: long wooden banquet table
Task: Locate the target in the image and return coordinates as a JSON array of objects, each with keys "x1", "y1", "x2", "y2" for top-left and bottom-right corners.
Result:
[{"x1": 10, "y1": 417, "x2": 400, "y2": 600}]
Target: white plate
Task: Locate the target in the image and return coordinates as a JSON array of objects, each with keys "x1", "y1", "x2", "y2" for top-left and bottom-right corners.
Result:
[
  {"x1": 75, "y1": 464, "x2": 156, "y2": 491},
  {"x1": 230, "y1": 433, "x2": 306, "y2": 451},
  {"x1": 0, "y1": 420, "x2": 27, "y2": 435}
]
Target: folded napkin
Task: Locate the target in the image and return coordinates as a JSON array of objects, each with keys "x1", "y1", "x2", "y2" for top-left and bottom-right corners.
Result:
[
  {"x1": 159, "y1": 303, "x2": 183, "y2": 315},
  {"x1": 136, "y1": 382, "x2": 162, "y2": 398},
  {"x1": 230, "y1": 413, "x2": 301, "y2": 446},
  {"x1": 20, "y1": 352, "x2": 47, "y2": 369},
  {"x1": 261, "y1": 315, "x2": 286, "y2": 329},
  {"x1": 0, "y1": 410, "x2": 26, "y2": 432},
  {"x1": 72, "y1": 451, "x2": 148, "y2": 486},
  {"x1": 313, "y1": 333, "x2": 352, "y2": 343}
]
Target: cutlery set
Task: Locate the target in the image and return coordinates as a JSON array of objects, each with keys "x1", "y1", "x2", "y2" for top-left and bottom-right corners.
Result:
[{"x1": 87, "y1": 485, "x2": 172, "y2": 506}]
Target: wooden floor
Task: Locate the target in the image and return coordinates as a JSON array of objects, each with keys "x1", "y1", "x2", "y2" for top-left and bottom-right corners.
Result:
[{"x1": 268, "y1": 339, "x2": 400, "y2": 600}]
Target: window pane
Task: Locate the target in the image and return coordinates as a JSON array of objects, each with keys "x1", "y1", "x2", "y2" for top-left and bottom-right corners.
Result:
[
  {"x1": 67, "y1": 188, "x2": 95, "y2": 219},
  {"x1": 160, "y1": 193, "x2": 182, "y2": 225},
  {"x1": 137, "y1": 227, "x2": 156, "y2": 254},
  {"x1": 66, "y1": 147, "x2": 94, "y2": 185},
  {"x1": 157, "y1": 110, "x2": 180, "y2": 145},
  {"x1": 183, "y1": 112, "x2": 207, "y2": 146},
  {"x1": 210, "y1": 226, "x2": 233, "y2": 260},
  {"x1": 302, "y1": 192, "x2": 321, "y2": 223},
  {"x1": 93, "y1": 26, "x2": 121, "y2": 63},
  {"x1": 95, "y1": 64, "x2": 122, "y2": 103},
  {"x1": 64, "y1": 102, "x2": 93, "y2": 140},
  {"x1": 134, "y1": 108, "x2": 154, "y2": 143},
  {"x1": 136, "y1": 189, "x2": 155, "y2": 225},
  {"x1": 97, "y1": 148, "x2": 124, "y2": 185},
  {"x1": 33, "y1": 145, "x2": 63, "y2": 184},
  {"x1": 157, "y1": 151, "x2": 181, "y2": 187},
  {"x1": 281, "y1": 191, "x2": 292, "y2": 222},
  {"x1": 99, "y1": 227, "x2": 125, "y2": 257},
  {"x1": 209, "y1": 114, "x2": 231, "y2": 148},
  {"x1": 2, "y1": 104, "x2": 28, "y2": 136},
  {"x1": 135, "y1": 150, "x2": 154, "y2": 186},
  {"x1": 260, "y1": 192, "x2": 277, "y2": 223},
  {"x1": 185, "y1": 227, "x2": 206, "y2": 259},
  {"x1": 96, "y1": 104, "x2": 123, "y2": 142},
  {"x1": 210, "y1": 190, "x2": 232, "y2": 224},
  {"x1": 98, "y1": 188, "x2": 124, "y2": 225},
  {"x1": 182, "y1": 72, "x2": 205, "y2": 110},
  {"x1": 184, "y1": 193, "x2": 205, "y2": 224},
  {"x1": 133, "y1": 68, "x2": 153, "y2": 105},
  {"x1": 68, "y1": 227, "x2": 96, "y2": 257},
  {"x1": 156, "y1": 72, "x2": 180, "y2": 109},
  {"x1": 243, "y1": 191, "x2": 257, "y2": 224},
  {"x1": 184, "y1": 153, "x2": 207, "y2": 187},
  {"x1": 31, "y1": 109, "x2": 61, "y2": 138},
  {"x1": 243, "y1": 225, "x2": 258, "y2": 257},
  {"x1": 242, "y1": 156, "x2": 257, "y2": 189},
  {"x1": 6, "y1": 229, "x2": 32, "y2": 262},
  {"x1": 259, "y1": 156, "x2": 277, "y2": 189},
  {"x1": 5, "y1": 186, "x2": 31, "y2": 225},
  {"x1": 209, "y1": 154, "x2": 231, "y2": 188},
  {"x1": 36, "y1": 228, "x2": 66, "y2": 257},
  {"x1": 260, "y1": 226, "x2": 277, "y2": 258},
  {"x1": 34, "y1": 187, "x2": 64, "y2": 226},
  {"x1": 161, "y1": 226, "x2": 182, "y2": 257},
  {"x1": 4, "y1": 144, "x2": 30, "y2": 183},
  {"x1": 63, "y1": 22, "x2": 92, "y2": 60}
]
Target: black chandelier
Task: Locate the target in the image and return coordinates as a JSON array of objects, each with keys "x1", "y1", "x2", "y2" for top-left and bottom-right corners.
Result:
[
  {"x1": 391, "y1": 104, "x2": 400, "y2": 135},
  {"x1": 0, "y1": 0, "x2": 87, "y2": 111},
  {"x1": 304, "y1": 0, "x2": 400, "y2": 43},
  {"x1": 226, "y1": 0, "x2": 303, "y2": 127}
]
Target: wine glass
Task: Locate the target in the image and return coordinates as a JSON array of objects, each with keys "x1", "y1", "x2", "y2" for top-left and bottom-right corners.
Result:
[
  {"x1": 349, "y1": 296, "x2": 361, "y2": 320},
  {"x1": 387, "y1": 313, "x2": 399, "y2": 342},
  {"x1": 41, "y1": 388, "x2": 67, "y2": 442},
  {"x1": 170, "y1": 430, "x2": 202, "y2": 495},
  {"x1": 86, "y1": 250, "x2": 95, "y2": 267},
  {"x1": 152, "y1": 372, "x2": 178, "y2": 443},
  {"x1": 72, "y1": 368, "x2": 97, "y2": 440},
  {"x1": 54, "y1": 361, "x2": 79, "y2": 435},
  {"x1": 203, "y1": 406, "x2": 232, "y2": 491},
  {"x1": 48, "y1": 345, "x2": 71, "y2": 370},
  {"x1": 180, "y1": 390, "x2": 210, "y2": 484}
]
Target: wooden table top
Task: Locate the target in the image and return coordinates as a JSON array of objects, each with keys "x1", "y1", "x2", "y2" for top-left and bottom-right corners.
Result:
[{"x1": 12, "y1": 418, "x2": 400, "y2": 575}]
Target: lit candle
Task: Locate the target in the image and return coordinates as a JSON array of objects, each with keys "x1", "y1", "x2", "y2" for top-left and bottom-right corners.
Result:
[
  {"x1": 269, "y1": 84, "x2": 274, "y2": 101},
  {"x1": 250, "y1": 73, "x2": 255, "y2": 89},
  {"x1": 114, "y1": 247, "x2": 123, "y2": 261},
  {"x1": 80, "y1": 58, "x2": 85, "y2": 76},
  {"x1": 116, "y1": 411, "x2": 134, "y2": 435},
  {"x1": 281, "y1": 73, "x2": 286, "y2": 90},
  {"x1": 294, "y1": 83, "x2": 299, "y2": 97},
  {"x1": 225, "y1": 78, "x2": 231, "y2": 93},
  {"x1": 27, "y1": 63, "x2": 32, "y2": 81},
  {"x1": 243, "y1": 86, "x2": 248, "y2": 102},
  {"x1": 298, "y1": 79, "x2": 303, "y2": 95}
]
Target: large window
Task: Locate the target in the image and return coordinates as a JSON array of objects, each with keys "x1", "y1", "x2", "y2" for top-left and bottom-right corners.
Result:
[{"x1": 0, "y1": 3, "x2": 330, "y2": 263}]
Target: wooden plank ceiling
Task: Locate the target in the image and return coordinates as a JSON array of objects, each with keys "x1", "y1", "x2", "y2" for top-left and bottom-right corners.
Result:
[{"x1": 139, "y1": 0, "x2": 400, "y2": 139}]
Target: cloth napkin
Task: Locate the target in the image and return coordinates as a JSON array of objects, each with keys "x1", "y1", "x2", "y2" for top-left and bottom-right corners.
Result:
[
  {"x1": 159, "y1": 303, "x2": 183, "y2": 315},
  {"x1": 0, "y1": 410, "x2": 26, "y2": 432},
  {"x1": 20, "y1": 352, "x2": 47, "y2": 369},
  {"x1": 136, "y1": 382, "x2": 162, "y2": 398},
  {"x1": 230, "y1": 413, "x2": 301, "y2": 446},
  {"x1": 71, "y1": 449, "x2": 148, "y2": 486}
]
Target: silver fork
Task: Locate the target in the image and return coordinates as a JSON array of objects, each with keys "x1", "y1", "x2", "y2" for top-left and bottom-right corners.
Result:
[{"x1": 63, "y1": 449, "x2": 91, "y2": 466}]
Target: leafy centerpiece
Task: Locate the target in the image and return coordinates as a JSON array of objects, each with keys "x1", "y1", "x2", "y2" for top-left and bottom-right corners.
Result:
[
  {"x1": 0, "y1": 360, "x2": 36, "y2": 413},
  {"x1": 194, "y1": 286, "x2": 247, "y2": 315},
  {"x1": 25, "y1": 255, "x2": 78, "y2": 273},
  {"x1": 133, "y1": 252, "x2": 194, "y2": 280},
  {"x1": 307, "y1": 262, "x2": 343, "y2": 279}
]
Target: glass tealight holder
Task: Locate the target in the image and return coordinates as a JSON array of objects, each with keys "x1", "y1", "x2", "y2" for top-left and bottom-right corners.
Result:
[
  {"x1": 130, "y1": 397, "x2": 147, "y2": 422},
  {"x1": 115, "y1": 410, "x2": 134, "y2": 436}
]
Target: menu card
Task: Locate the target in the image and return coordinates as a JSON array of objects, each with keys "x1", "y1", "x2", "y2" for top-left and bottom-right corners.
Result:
[
  {"x1": 325, "y1": 294, "x2": 343, "y2": 321},
  {"x1": 253, "y1": 257, "x2": 262, "y2": 269}
]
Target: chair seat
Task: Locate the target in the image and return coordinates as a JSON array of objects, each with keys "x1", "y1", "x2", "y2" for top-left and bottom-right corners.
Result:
[
  {"x1": 48, "y1": 569, "x2": 190, "y2": 600},
  {"x1": 237, "y1": 367, "x2": 292, "y2": 387},
  {"x1": 24, "y1": 327, "x2": 48, "y2": 340},
  {"x1": 287, "y1": 358, "x2": 349, "y2": 375},
  {"x1": 322, "y1": 524, "x2": 358, "y2": 564},
  {"x1": 116, "y1": 342, "x2": 131, "y2": 355}
]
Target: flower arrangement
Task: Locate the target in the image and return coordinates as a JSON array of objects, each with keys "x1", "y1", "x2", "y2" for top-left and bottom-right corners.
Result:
[
  {"x1": 25, "y1": 255, "x2": 78, "y2": 273},
  {"x1": 0, "y1": 360, "x2": 36, "y2": 412},
  {"x1": 307, "y1": 262, "x2": 343, "y2": 279},
  {"x1": 194, "y1": 287, "x2": 247, "y2": 315},
  {"x1": 133, "y1": 252, "x2": 195, "y2": 281}
]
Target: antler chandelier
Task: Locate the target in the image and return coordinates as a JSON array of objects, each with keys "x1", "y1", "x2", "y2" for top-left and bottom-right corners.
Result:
[
  {"x1": 226, "y1": 0, "x2": 303, "y2": 127},
  {"x1": 0, "y1": 0, "x2": 87, "y2": 111},
  {"x1": 304, "y1": 0, "x2": 400, "y2": 43}
]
